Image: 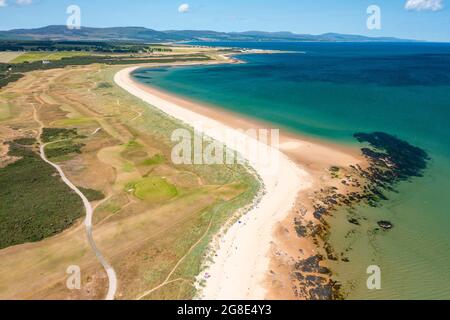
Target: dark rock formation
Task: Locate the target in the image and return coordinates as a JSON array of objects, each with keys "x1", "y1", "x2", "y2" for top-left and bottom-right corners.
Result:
[
  {"x1": 292, "y1": 255, "x2": 342, "y2": 300},
  {"x1": 377, "y1": 220, "x2": 393, "y2": 230}
]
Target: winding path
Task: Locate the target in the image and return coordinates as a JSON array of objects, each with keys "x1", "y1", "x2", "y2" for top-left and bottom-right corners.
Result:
[{"x1": 32, "y1": 105, "x2": 117, "y2": 300}]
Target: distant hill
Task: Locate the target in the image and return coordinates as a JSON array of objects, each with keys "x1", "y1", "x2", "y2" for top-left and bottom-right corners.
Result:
[{"x1": 0, "y1": 25, "x2": 415, "y2": 43}]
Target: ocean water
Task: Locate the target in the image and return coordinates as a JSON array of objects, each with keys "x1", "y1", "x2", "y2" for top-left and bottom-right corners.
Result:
[{"x1": 132, "y1": 42, "x2": 450, "y2": 299}]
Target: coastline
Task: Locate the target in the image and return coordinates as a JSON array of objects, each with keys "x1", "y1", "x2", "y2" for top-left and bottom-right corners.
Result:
[{"x1": 114, "y1": 65, "x2": 365, "y2": 299}]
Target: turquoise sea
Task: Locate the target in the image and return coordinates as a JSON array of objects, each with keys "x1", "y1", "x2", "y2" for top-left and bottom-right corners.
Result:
[{"x1": 132, "y1": 42, "x2": 450, "y2": 299}]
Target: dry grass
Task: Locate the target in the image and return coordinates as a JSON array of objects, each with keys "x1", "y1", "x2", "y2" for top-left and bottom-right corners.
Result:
[{"x1": 0, "y1": 51, "x2": 24, "y2": 63}]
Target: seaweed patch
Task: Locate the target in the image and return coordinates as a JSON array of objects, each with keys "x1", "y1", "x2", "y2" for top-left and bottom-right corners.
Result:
[{"x1": 291, "y1": 132, "x2": 430, "y2": 299}]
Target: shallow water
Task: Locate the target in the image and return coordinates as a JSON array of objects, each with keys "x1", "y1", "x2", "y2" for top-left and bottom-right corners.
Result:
[{"x1": 133, "y1": 42, "x2": 450, "y2": 299}]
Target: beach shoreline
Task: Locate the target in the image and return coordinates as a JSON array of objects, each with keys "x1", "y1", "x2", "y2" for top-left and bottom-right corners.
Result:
[{"x1": 114, "y1": 65, "x2": 365, "y2": 299}]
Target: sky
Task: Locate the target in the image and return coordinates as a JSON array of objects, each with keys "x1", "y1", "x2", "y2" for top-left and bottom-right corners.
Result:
[{"x1": 0, "y1": 0, "x2": 449, "y2": 41}]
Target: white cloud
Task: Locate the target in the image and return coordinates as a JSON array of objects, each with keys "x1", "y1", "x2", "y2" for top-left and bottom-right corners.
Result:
[
  {"x1": 0, "y1": 0, "x2": 7, "y2": 7},
  {"x1": 178, "y1": 3, "x2": 189, "y2": 13},
  {"x1": 405, "y1": 0, "x2": 444, "y2": 11}
]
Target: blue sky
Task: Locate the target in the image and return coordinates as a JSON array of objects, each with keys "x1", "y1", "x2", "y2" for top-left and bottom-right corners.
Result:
[{"x1": 0, "y1": 0, "x2": 449, "y2": 41}]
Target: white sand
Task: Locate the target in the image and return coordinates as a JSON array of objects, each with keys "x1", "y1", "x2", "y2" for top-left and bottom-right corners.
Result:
[{"x1": 114, "y1": 66, "x2": 312, "y2": 300}]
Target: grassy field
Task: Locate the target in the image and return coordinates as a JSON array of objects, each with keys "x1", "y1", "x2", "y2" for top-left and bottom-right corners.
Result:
[
  {"x1": 0, "y1": 52, "x2": 24, "y2": 63},
  {"x1": 0, "y1": 49, "x2": 260, "y2": 300},
  {"x1": 0, "y1": 103, "x2": 10, "y2": 120},
  {"x1": 11, "y1": 51, "x2": 93, "y2": 63},
  {"x1": 128, "y1": 177, "x2": 178, "y2": 202},
  {"x1": 1, "y1": 53, "x2": 212, "y2": 90}
]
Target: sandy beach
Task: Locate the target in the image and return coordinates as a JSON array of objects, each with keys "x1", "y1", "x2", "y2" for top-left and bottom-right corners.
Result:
[{"x1": 114, "y1": 65, "x2": 363, "y2": 299}]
